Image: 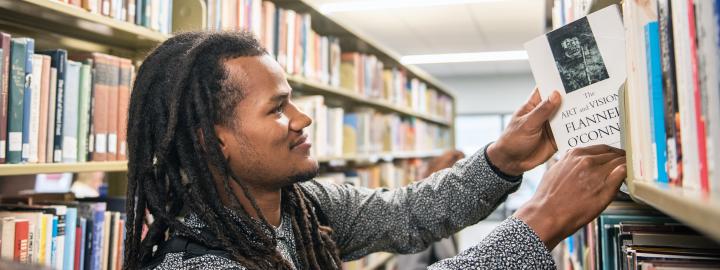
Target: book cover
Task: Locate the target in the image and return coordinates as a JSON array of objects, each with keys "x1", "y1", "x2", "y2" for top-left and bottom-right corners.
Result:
[
  {"x1": 83, "y1": 219, "x2": 93, "y2": 270},
  {"x1": 13, "y1": 219, "x2": 29, "y2": 263},
  {"x1": 0, "y1": 32, "x2": 10, "y2": 163},
  {"x1": 658, "y1": 0, "x2": 683, "y2": 185},
  {"x1": 78, "y1": 61, "x2": 93, "y2": 162},
  {"x1": 0, "y1": 217, "x2": 15, "y2": 260},
  {"x1": 38, "y1": 55, "x2": 51, "y2": 163},
  {"x1": 38, "y1": 49, "x2": 68, "y2": 163},
  {"x1": 63, "y1": 61, "x2": 81, "y2": 163},
  {"x1": 77, "y1": 202, "x2": 105, "y2": 270},
  {"x1": 88, "y1": 53, "x2": 109, "y2": 162},
  {"x1": 0, "y1": 211, "x2": 43, "y2": 264},
  {"x1": 7, "y1": 38, "x2": 28, "y2": 164},
  {"x1": 49, "y1": 216, "x2": 57, "y2": 268},
  {"x1": 41, "y1": 214, "x2": 51, "y2": 267},
  {"x1": 29, "y1": 55, "x2": 43, "y2": 163},
  {"x1": 525, "y1": 5, "x2": 626, "y2": 155},
  {"x1": 100, "y1": 211, "x2": 110, "y2": 270},
  {"x1": 63, "y1": 206, "x2": 77, "y2": 270},
  {"x1": 21, "y1": 38, "x2": 34, "y2": 162}
]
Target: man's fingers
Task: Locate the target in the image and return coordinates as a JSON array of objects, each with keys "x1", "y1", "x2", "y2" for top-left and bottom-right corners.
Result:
[
  {"x1": 599, "y1": 155, "x2": 626, "y2": 174},
  {"x1": 604, "y1": 163, "x2": 627, "y2": 193},
  {"x1": 587, "y1": 152, "x2": 625, "y2": 166},
  {"x1": 517, "y1": 88, "x2": 543, "y2": 116},
  {"x1": 573, "y1": 144, "x2": 625, "y2": 156},
  {"x1": 526, "y1": 91, "x2": 561, "y2": 128}
]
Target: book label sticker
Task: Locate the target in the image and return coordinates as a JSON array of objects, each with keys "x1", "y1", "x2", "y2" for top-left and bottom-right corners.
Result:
[
  {"x1": 95, "y1": 133, "x2": 107, "y2": 153},
  {"x1": 108, "y1": 134, "x2": 117, "y2": 154},
  {"x1": 9, "y1": 132, "x2": 22, "y2": 151}
]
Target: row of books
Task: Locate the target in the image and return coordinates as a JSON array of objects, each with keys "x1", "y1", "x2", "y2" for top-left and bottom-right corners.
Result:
[
  {"x1": 52, "y1": 0, "x2": 173, "y2": 35},
  {"x1": 207, "y1": 0, "x2": 454, "y2": 122},
  {"x1": 0, "y1": 33, "x2": 133, "y2": 164},
  {"x1": 559, "y1": 201, "x2": 720, "y2": 270},
  {"x1": 0, "y1": 195, "x2": 126, "y2": 270},
  {"x1": 294, "y1": 95, "x2": 451, "y2": 159},
  {"x1": 622, "y1": 0, "x2": 720, "y2": 193},
  {"x1": 316, "y1": 158, "x2": 429, "y2": 190}
]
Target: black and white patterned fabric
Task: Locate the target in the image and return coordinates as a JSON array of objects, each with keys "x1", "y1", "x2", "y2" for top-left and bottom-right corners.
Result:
[{"x1": 149, "y1": 147, "x2": 557, "y2": 269}]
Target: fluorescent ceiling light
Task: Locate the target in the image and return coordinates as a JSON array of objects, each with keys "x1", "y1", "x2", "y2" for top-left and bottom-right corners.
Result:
[
  {"x1": 319, "y1": 0, "x2": 501, "y2": 14},
  {"x1": 401, "y1": 50, "x2": 528, "y2": 64}
]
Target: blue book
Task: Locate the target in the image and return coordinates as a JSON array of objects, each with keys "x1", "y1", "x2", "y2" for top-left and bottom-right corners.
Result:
[
  {"x1": 7, "y1": 38, "x2": 28, "y2": 163},
  {"x1": 51, "y1": 216, "x2": 58, "y2": 268},
  {"x1": 63, "y1": 207, "x2": 77, "y2": 270},
  {"x1": 91, "y1": 204, "x2": 106, "y2": 270},
  {"x1": 645, "y1": 22, "x2": 669, "y2": 184},
  {"x1": 20, "y1": 38, "x2": 33, "y2": 162},
  {"x1": 38, "y1": 49, "x2": 67, "y2": 163}
]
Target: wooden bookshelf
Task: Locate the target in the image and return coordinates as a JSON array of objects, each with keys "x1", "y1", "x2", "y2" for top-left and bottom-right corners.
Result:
[
  {"x1": 0, "y1": 161, "x2": 128, "y2": 176},
  {"x1": 288, "y1": 75, "x2": 451, "y2": 126},
  {"x1": 0, "y1": 0, "x2": 167, "y2": 52},
  {"x1": 626, "y1": 180, "x2": 720, "y2": 242}
]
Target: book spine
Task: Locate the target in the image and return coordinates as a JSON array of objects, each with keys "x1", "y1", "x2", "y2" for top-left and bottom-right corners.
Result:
[
  {"x1": 646, "y1": 22, "x2": 670, "y2": 184},
  {"x1": 116, "y1": 59, "x2": 131, "y2": 161},
  {"x1": 91, "y1": 209, "x2": 104, "y2": 270},
  {"x1": 78, "y1": 62, "x2": 93, "y2": 162},
  {"x1": 47, "y1": 68, "x2": 58, "y2": 163},
  {"x1": 62, "y1": 61, "x2": 81, "y2": 163},
  {"x1": 14, "y1": 219, "x2": 29, "y2": 263},
  {"x1": 64, "y1": 208, "x2": 77, "y2": 270},
  {"x1": 686, "y1": 0, "x2": 710, "y2": 192},
  {"x1": 659, "y1": 0, "x2": 683, "y2": 185},
  {"x1": 0, "y1": 217, "x2": 15, "y2": 260},
  {"x1": 20, "y1": 39, "x2": 33, "y2": 162},
  {"x1": 92, "y1": 55, "x2": 108, "y2": 161},
  {"x1": 29, "y1": 55, "x2": 43, "y2": 163},
  {"x1": 7, "y1": 39, "x2": 27, "y2": 164},
  {"x1": 38, "y1": 56, "x2": 51, "y2": 163},
  {"x1": 107, "y1": 56, "x2": 120, "y2": 161},
  {"x1": 52, "y1": 50, "x2": 68, "y2": 163},
  {"x1": 83, "y1": 219, "x2": 92, "y2": 270},
  {"x1": 50, "y1": 216, "x2": 57, "y2": 268},
  {"x1": 76, "y1": 218, "x2": 86, "y2": 270},
  {"x1": 0, "y1": 33, "x2": 10, "y2": 163}
]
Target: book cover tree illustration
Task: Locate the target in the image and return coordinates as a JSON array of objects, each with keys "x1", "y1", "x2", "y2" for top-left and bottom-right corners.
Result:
[{"x1": 525, "y1": 5, "x2": 626, "y2": 154}]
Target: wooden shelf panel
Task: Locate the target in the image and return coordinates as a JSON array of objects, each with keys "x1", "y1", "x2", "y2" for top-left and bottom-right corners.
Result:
[
  {"x1": 0, "y1": 161, "x2": 128, "y2": 176},
  {"x1": 629, "y1": 180, "x2": 720, "y2": 242},
  {"x1": 0, "y1": 0, "x2": 167, "y2": 51},
  {"x1": 287, "y1": 75, "x2": 451, "y2": 126}
]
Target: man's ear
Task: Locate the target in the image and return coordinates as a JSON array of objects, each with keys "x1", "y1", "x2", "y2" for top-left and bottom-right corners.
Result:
[
  {"x1": 215, "y1": 125, "x2": 233, "y2": 161},
  {"x1": 197, "y1": 127, "x2": 231, "y2": 160}
]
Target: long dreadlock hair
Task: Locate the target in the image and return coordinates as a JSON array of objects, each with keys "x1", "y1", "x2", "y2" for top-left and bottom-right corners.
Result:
[{"x1": 124, "y1": 31, "x2": 342, "y2": 270}]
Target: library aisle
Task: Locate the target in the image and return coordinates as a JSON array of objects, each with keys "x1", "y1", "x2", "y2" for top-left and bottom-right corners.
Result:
[{"x1": 0, "y1": 0, "x2": 718, "y2": 269}]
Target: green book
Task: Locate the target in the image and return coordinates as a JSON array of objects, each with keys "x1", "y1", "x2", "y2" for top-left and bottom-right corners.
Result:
[
  {"x1": 77, "y1": 62, "x2": 92, "y2": 162},
  {"x1": 7, "y1": 38, "x2": 27, "y2": 163}
]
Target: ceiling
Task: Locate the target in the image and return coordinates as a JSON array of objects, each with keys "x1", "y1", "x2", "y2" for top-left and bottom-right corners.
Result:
[{"x1": 306, "y1": 0, "x2": 548, "y2": 77}]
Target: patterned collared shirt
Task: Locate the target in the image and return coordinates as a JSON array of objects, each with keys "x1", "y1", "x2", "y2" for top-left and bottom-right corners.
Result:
[{"x1": 148, "y1": 147, "x2": 557, "y2": 269}]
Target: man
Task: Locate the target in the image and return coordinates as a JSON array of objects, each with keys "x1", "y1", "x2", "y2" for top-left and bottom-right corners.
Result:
[{"x1": 124, "y1": 32, "x2": 626, "y2": 270}]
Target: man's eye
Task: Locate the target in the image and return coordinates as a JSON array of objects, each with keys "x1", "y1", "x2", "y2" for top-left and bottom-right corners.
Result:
[{"x1": 273, "y1": 104, "x2": 285, "y2": 115}]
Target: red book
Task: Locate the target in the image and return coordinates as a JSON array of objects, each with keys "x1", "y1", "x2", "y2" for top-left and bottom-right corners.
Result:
[
  {"x1": 13, "y1": 219, "x2": 28, "y2": 263},
  {"x1": 74, "y1": 225, "x2": 81, "y2": 270},
  {"x1": 0, "y1": 32, "x2": 11, "y2": 163},
  {"x1": 686, "y1": 0, "x2": 709, "y2": 192}
]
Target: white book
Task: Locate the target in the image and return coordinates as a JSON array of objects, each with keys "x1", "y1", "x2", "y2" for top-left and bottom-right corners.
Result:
[
  {"x1": 251, "y1": 0, "x2": 263, "y2": 37},
  {"x1": 43, "y1": 215, "x2": 52, "y2": 267},
  {"x1": 670, "y1": 0, "x2": 700, "y2": 190},
  {"x1": 525, "y1": 5, "x2": 626, "y2": 155},
  {"x1": 327, "y1": 107, "x2": 344, "y2": 157},
  {"x1": 62, "y1": 61, "x2": 81, "y2": 163},
  {"x1": 101, "y1": 211, "x2": 111, "y2": 270},
  {"x1": 46, "y1": 68, "x2": 58, "y2": 164},
  {"x1": 29, "y1": 55, "x2": 44, "y2": 163},
  {"x1": 695, "y1": 0, "x2": 720, "y2": 193},
  {"x1": 43, "y1": 205, "x2": 66, "y2": 270},
  {"x1": 0, "y1": 217, "x2": 14, "y2": 260}
]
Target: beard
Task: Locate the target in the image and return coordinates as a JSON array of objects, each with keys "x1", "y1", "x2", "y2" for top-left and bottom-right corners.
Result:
[{"x1": 286, "y1": 165, "x2": 319, "y2": 185}]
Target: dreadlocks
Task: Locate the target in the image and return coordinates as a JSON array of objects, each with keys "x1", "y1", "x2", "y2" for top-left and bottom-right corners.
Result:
[{"x1": 124, "y1": 31, "x2": 342, "y2": 270}]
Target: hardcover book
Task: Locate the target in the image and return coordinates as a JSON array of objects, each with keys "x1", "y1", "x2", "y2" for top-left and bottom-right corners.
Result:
[{"x1": 525, "y1": 5, "x2": 626, "y2": 154}]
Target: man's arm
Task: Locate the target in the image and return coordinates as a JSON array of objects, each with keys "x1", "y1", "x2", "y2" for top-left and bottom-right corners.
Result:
[
  {"x1": 301, "y1": 145, "x2": 521, "y2": 261},
  {"x1": 428, "y1": 217, "x2": 556, "y2": 269}
]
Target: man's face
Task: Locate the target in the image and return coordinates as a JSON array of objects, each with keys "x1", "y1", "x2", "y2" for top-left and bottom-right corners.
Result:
[{"x1": 215, "y1": 55, "x2": 318, "y2": 191}]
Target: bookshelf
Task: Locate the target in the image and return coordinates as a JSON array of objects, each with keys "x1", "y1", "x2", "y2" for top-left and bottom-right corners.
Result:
[
  {"x1": 0, "y1": 161, "x2": 128, "y2": 176},
  {"x1": 0, "y1": 0, "x2": 167, "y2": 53}
]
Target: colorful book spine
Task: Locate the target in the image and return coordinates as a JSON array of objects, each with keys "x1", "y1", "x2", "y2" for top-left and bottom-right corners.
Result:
[
  {"x1": 39, "y1": 49, "x2": 68, "y2": 163},
  {"x1": 0, "y1": 32, "x2": 10, "y2": 163},
  {"x1": 646, "y1": 22, "x2": 669, "y2": 184},
  {"x1": 7, "y1": 38, "x2": 28, "y2": 164},
  {"x1": 78, "y1": 62, "x2": 93, "y2": 162},
  {"x1": 659, "y1": 0, "x2": 683, "y2": 184},
  {"x1": 20, "y1": 38, "x2": 34, "y2": 162},
  {"x1": 63, "y1": 207, "x2": 77, "y2": 270},
  {"x1": 14, "y1": 219, "x2": 29, "y2": 263}
]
